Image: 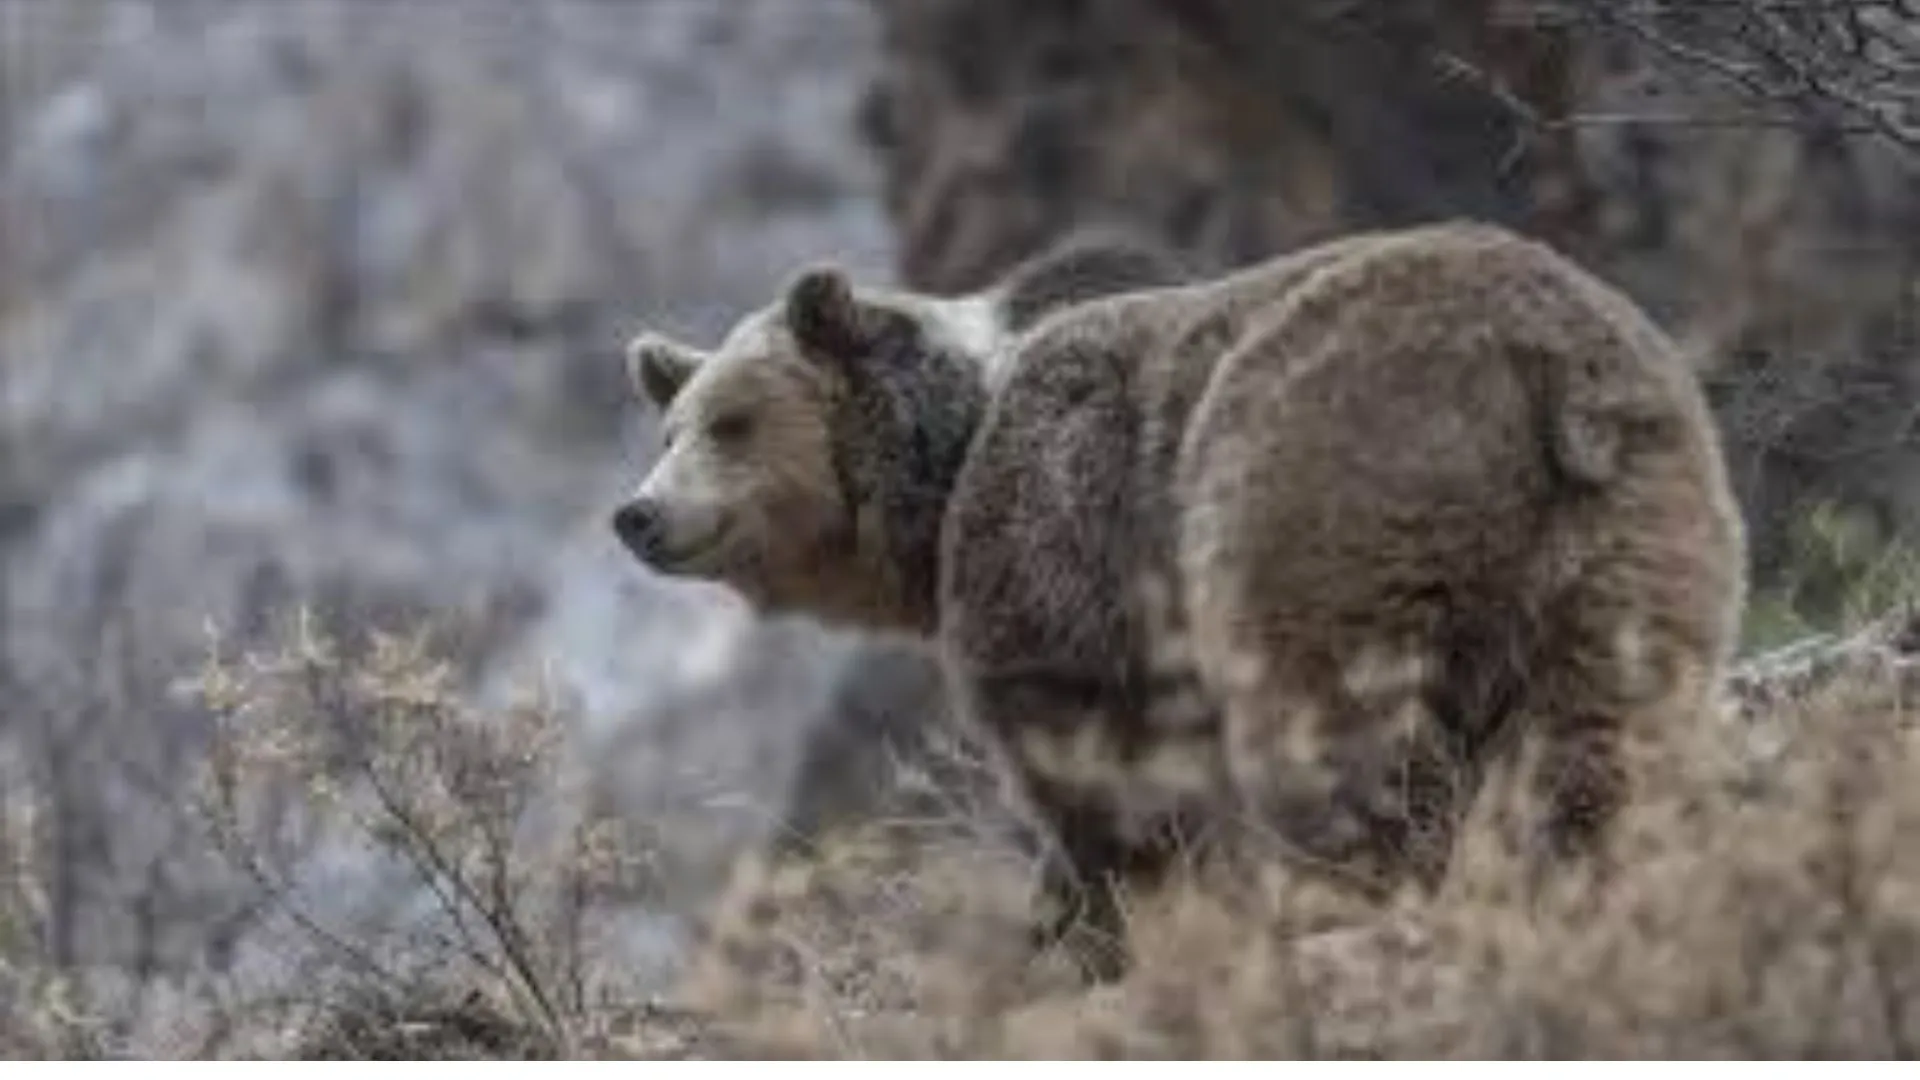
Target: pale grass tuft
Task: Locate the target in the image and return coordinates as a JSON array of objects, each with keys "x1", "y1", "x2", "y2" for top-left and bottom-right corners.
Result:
[
  {"x1": 26, "y1": 605, "x2": 1920, "y2": 1057},
  {"x1": 1, "y1": 774, "x2": 104, "y2": 1058},
  {"x1": 676, "y1": 619, "x2": 1920, "y2": 1057}
]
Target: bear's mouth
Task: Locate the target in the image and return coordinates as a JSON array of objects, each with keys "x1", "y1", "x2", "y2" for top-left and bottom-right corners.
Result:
[{"x1": 649, "y1": 522, "x2": 731, "y2": 574}]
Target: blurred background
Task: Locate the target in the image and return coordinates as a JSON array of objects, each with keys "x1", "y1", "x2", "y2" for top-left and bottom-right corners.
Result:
[{"x1": 0, "y1": 0, "x2": 1915, "y2": 1056}]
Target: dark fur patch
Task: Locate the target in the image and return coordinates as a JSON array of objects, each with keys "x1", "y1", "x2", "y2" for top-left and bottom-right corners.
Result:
[
  {"x1": 628, "y1": 334, "x2": 703, "y2": 408},
  {"x1": 785, "y1": 266, "x2": 873, "y2": 362},
  {"x1": 789, "y1": 240, "x2": 1193, "y2": 631},
  {"x1": 826, "y1": 315, "x2": 989, "y2": 630},
  {"x1": 999, "y1": 227, "x2": 1189, "y2": 332}
]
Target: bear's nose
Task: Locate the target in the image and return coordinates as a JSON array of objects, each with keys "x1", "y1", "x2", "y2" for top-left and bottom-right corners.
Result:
[{"x1": 612, "y1": 499, "x2": 666, "y2": 561}]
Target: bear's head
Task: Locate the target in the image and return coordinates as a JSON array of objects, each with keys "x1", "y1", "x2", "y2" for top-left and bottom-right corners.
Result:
[{"x1": 613, "y1": 266, "x2": 1000, "y2": 632}]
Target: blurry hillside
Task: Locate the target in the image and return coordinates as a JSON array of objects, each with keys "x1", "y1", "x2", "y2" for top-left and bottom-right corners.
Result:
[{"x1": 0, "y1": 0, "x2": 935, "y2": 1051}]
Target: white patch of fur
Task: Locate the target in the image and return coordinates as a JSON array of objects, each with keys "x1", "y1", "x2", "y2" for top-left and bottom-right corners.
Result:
[
  {"x1": 1017, "y1": 725, "x2": 1117, "y2": 788},
  {"x1": 924, "y1": 292, "x2": 1007, "y2": 359},
  {"x1": 873, "y1": 287, "x2": 1014, "y2": 385},
  {"x1": 728, "y1": 286, "x2": 1014, "y2": 390},
  {"x1": 719, "y1": 307, "x2": 782, "y2": 357},
  {"x1": 1217, "y1": 643, "x2": 1270, "y2": 698},
  {"x1": 1279, "y1": 705, "x2": 1326, "y2": 769},
  {"x1": 1613, "y1": 617, "x2": 1670, "y2": 702},
  {"x1": 1388, "y1": 698, "x2": 1431, "y2": 743},
  {"x1": 1136, "y1": 737, "x2": 1220, "y2": 794},
  {"x1": 1342, "y1": 646, "x2": 1432, "y2": 701}
]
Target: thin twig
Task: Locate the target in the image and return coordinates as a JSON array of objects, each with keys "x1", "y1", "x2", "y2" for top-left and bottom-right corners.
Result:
[{"x1": 1532, "y1": 0, "x2": 1920, "y2": 155}]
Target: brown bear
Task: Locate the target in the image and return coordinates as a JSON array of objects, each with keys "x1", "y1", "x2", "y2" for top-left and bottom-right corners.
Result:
[{"x1": 614, "y1": 222, "x2": 1746, "y2": 975}]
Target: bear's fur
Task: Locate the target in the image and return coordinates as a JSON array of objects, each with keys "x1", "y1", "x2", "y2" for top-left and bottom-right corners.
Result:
[{"x1": 615, "y1": 223, "x2": 1746, "y2": 977}]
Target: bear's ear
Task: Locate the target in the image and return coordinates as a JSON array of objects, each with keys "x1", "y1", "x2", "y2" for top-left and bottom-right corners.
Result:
[
  {"x1": 783, "y1": 265, "x2": 871, "y2": 364},
  {"x1": 626, "y1": 332, "x2": 703, "y2": 409}
]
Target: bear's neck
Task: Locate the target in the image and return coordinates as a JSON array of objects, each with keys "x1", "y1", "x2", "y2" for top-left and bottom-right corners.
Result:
[{"x1": 822, "y1": 334, "x2": 994, "y2": 637}]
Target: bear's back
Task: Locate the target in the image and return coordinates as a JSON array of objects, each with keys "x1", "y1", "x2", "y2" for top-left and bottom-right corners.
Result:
[
  {"x1": 939, "y1": 221, "x2": 1744, "y2": 898},
  {"x1": 1173, "y1": 221, "x2": 1742, "y2": 667},
  {"x1": 939, "y1": 224, "x2": 1452, "y2": 669},
  {"x1": 957, "y1": 226, "x2": 1419, "y2": 632},
  {"x1": 935, "y1": 227, "x2": 1417, "y2": 810}
]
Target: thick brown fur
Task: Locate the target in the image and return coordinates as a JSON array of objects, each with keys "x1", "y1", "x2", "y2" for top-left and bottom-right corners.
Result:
[
  {"x1": 940, "y1": 223, "x2": 1743, "y2": 970},
  {"x1": 617, "y1": 223, "x2": 1746, "y2": 978}
]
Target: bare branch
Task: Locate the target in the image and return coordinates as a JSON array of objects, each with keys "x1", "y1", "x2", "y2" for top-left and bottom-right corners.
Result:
[{"x1": 1521, "y1": 0, "x2": 1920, "y2": 155}]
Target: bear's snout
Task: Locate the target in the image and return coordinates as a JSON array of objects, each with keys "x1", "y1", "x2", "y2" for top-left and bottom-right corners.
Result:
[{"x1": 611, "y1": 498, "x2": 668, "y2": 563}]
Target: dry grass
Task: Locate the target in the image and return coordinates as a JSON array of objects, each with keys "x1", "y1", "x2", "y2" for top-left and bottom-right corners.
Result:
[
  {"x1": 1741, "y1": 503, "x2": 1920, "y2": 653},
  {"x1": 677, "y1": 622, "x2": 1920, "y2": 1058},
  {"x1": 1, "y1": 762, "x2": 102, "y2": 1058},
  {"x1": 14, "y1": 605, "x2": 1920, "y2": 1057}
]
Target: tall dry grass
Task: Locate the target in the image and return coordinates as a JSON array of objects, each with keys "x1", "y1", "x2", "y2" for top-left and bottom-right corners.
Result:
[
  {"x1": 10, "y1": 604, "x2": 1918, "y2": 1057},
  {"x1": 676, "y1": 617, "x2": 1920, "y2": 1058}
]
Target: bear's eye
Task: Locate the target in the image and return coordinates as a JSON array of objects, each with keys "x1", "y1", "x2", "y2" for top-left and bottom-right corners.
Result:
[{"x1": 707, "y1": 412, "x2": 754, "y2": 444}]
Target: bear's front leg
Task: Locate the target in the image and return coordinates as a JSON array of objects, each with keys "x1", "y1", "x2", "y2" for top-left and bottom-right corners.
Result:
[
  {"x1": 952, "y1": 663, "x2": 1222, "y2": 982},
  {"x1": 1026, "y1": 781, "x2": 1135, "y2": 984},
  {"x1": 935, "y1": 318, "x2": 1209, "y2": 980},
  {"x1": 955, "y1": 666, "x2": 1149, "y2": 981}
]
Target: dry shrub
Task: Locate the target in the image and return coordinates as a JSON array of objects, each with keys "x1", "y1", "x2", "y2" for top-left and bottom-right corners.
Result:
[
  {"x1": 186, "y1": 612, "x2": 667, "y2": 1058},
  {"x1": 676, "y1": 819, "x2": 1084, "y2": 1057},
  {"x1": 1742, "y1": 503, "x2": 1920, "y2": 652},
  {"x1": 0, "y1": 770, "x2": 102, "y2": 1058},
  {"x1": 145, "y1": 604, "x2": 1920, "y2": 1057},
  {"x1": 680, "y1": 642, "x2": 1920, "y2": 1058}
]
